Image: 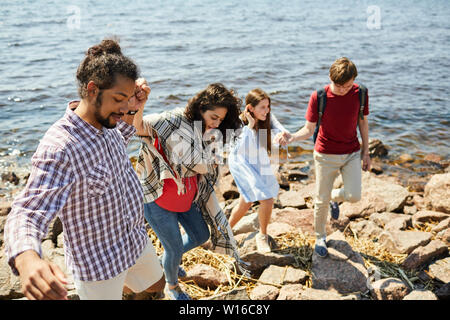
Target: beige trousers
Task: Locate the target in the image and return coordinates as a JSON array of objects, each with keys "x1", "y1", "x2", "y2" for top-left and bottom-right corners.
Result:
[
  {"x1": 313, "y1": 150, "x2": 362, "y2": 238},
  {"x1": 73, "y1": 242, "x2": 163, "y2": 300}
]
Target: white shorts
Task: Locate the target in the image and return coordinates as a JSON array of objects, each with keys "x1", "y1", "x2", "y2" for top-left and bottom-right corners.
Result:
[{"x1": 74, "y1": 242, "x2": 163, "y2": 300}]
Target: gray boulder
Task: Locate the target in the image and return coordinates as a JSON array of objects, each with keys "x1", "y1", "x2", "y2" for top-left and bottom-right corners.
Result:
[
  {"x1": 424, "y1": 173, "x2": 450, "y2": 213},
  {"x1": 258, "y1": 265, "x2": 308, "y2": 286},
  {"x1": 402, "y1": 240, "x2": 448, "y2": 270},
  {"x1": 249, "y1": 284, "x2": 279, "y2": 300},
  {"x1": 370, "y1": 278, "x2": 410, "y2": 300},
  {"x1": 311, "y1": 231, "x2": 368, "y2": 294},
  {"x1": 403, "y1": 290, "x2": 438, "y2": 300},
  {"x1": 428, "y1": 257, "x2": 450, "y2": 284},
  {"x1": 379, "y1": 230, "x2": 432, "y2": 254}
]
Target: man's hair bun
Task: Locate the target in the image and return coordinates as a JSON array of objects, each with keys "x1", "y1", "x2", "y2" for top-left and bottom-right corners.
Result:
[{"x1": 87, "y1": 39, "x2": 122, "y2": 56}]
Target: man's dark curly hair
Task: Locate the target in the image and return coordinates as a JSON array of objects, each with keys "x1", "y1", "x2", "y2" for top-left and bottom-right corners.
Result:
[
  {"x1": 184, "y1": 83, "x2": 243, "y2": 144},
  {"x1": 76, "y1": 38, "x2": 139, "y2": 98}
]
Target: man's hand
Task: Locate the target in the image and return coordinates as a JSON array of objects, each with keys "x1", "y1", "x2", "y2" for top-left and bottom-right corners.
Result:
[
  {"x1": 15, "y1": 250, "x2": 68, "y2": 300},
  {"x1": 362, "y1": 153, "x2": 371, "y2": 171}
]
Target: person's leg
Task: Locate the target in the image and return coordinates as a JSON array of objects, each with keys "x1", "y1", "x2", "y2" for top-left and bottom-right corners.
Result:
[
  {"x1": 229, "y1": 196, "x2": 253, "y2": 228},
  {"x1": 143, "y1": 202, "x2": 184, "y2": 289},
  {"x1": 331, "y1": 151, "x2": 362, "y2": 203},
  {"x1": 74, "y1": 271, "x2": 127, "y2": 300},
  {"x1": 257, "y1": 198, "x2": 274, "y2": 235},
  {"x1": 178, "y1": 203, "x2": 211, "y2": 253},
  {"x1": 254, "y1": 198, "x2": 274, "y2": 253},
  {"x1": 313, "y1": 152, "x2": 342, "y2": 239}
]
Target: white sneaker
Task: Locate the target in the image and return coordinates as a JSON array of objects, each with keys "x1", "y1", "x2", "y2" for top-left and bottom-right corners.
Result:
[{"x1": 256, "y1": 233, "x2": 271, "y2": 254}]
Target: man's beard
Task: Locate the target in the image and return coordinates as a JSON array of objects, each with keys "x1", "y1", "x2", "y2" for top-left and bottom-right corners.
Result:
[{"x1": 94, "y1": 91, "x2": 120, "y2": 129}]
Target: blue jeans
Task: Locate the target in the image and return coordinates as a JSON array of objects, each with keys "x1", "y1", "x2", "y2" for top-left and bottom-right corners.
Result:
[{"x1": 144, "y1": 201, "x2": 210, "y2": 286}]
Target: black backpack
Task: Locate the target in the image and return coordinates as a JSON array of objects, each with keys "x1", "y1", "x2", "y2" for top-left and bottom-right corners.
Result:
[{"x1": 312, "y1": 84, "x2": 368, "y2": 144}]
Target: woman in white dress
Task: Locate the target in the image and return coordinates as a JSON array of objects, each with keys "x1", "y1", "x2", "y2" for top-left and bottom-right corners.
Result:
[{"x1": 228, "y1": 88, "x2": 290, "y2": 253}]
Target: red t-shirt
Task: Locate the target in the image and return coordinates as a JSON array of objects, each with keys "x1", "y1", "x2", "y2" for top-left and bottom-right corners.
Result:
[
  {"x1": 305, "y1": 83, "x2": 369, "y2": 155},
  {"x1": 153, "y1": 136, "x2": 198, "y2": 212}
]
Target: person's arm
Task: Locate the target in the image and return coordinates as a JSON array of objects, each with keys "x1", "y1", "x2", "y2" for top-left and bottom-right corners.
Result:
[
  {"x1": 271, "y1": 113, "x2": 292, "y2": 146},
  {"x1": 4, "y1": 144, "x2": 74, "y2": 300},
  {"x1": 358, "y1": 115, "x2": 371, "y2": 171},
  {"x1": 127, "y1": 78, "x2": 151, "y2": 137},
  {"x1": 288, "y1": 120, "x2": 317, "y2": 143}
]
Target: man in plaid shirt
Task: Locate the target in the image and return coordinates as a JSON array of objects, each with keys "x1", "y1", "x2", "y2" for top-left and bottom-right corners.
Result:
[{"x1": 4, "y1": 39, "x2": 164, "y2": 300}]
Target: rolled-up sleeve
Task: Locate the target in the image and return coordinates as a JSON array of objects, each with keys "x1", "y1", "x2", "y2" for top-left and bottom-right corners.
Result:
[
  {"x1": 116, "y1": 120, "x2": 137, "y2": 146},
  {"x1": 4, "y1": 144, "x2": 74, "y2": 275}
]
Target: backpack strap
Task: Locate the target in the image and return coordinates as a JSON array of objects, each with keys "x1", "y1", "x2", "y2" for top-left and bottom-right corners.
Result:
[
  {"x1": 313, "y1": 89, "x2": 327, "y2": 144},
  {"x1": 358, "y1": 84, "x2": 367, "y2": 121}
]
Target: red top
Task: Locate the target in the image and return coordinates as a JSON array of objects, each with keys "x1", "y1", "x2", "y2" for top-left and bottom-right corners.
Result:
[
  {"x1": 153, "y1": 136, "x2": 198, "y2": 212},
  {"x1": 305, "y1": 83, "x2": 369, "y2": 155}
]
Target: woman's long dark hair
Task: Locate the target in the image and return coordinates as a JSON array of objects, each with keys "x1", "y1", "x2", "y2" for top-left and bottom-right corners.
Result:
[{"x1": 184, "y1": 83, "x2": 243, "y2": 144}]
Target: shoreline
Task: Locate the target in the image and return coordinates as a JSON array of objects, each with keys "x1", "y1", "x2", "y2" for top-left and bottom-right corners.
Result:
[{"x1": 0, "y1": 139, "x2": 448, "y2": 203}]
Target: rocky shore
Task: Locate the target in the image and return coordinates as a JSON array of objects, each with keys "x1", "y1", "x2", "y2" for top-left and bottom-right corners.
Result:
[{"x1": 0, "y1": 139, "x2": 449, "y2": 300}]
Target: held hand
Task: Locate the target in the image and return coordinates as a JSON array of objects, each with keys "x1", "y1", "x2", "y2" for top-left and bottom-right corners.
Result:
[
  {"x1": 128, "y1": 78, "x2": 151, "y2": 115},
  {"x1": 244, "y1": 106, "x2": 256, "y2": 129},
  {"x1": 362, "y1": 153, "x2": 371, "y2": 171},
  {"x1": 15, "y1": 250, "x2": 68, "y2": 300},
  {"x1": 279, "y1": 131, "x2": 292, "y2": 146}
]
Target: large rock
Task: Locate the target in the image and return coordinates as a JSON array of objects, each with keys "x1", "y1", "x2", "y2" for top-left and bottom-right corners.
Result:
[
  {"x1": 232, "y1": 212, "x2": 259, "y2": 235},
  {"x1": 288, "y1": 183, "x2": 316, "y2": 208},
  {"x1": 378, "y1": 231, "x2": 432, "y2": 254},
  {"x1": 311, "y1": 231, "x2": 368, "y2": 294},
  {"x1": 267, "y1": 222, "x2": 297, "y2": 237},
  {"x1": 258, "y1": 265, "x2": 308, "y2": 286},
  {"x1": 403, "y1": 290, "x2": 438, "y2": 300},
  {"x1": 385, "y1": 216, "x2": 412, "y2": 232},
  {"x1": 278, "y1": 191, "x2": 307, "y2": 209},
  {"x1": 368, "y1": 139, "x2": 389, "y2": 158},
  {"x1": 432, "y1": 218, "x2": 450, "y2": 233},
  {"x1": 300, "y1": 288, "x2": 345, "y2": 300},
  {"x1": 249, "y1": 284, "x2": 279, "y2": 300},
  {"x1": 277, "y1": 284, "x2": 304, "y2": 300},
  {"x1": 437, "y1": 228, "x2": 450, "y2": 245},
  {"x1": 370, "y1": 278, "x2": 410, "y2": 300},
  {"x1": 412, "y1": 210, "x2": 450, "y2": 228},
  {"x1": 401, "y1": 240, "x2": 448, "y2": 270},
  {"x1": 184, "y1": 264, "x2": 229, "y2": 289},
  {"x1": 369, "y1": 212, "x2": 411, "y2": 228},
  {"x1": 348, "y1": 220, "x2": 384, "y2": 239},
  {"x1": 428, "y1": 257, "x2": 450, "y2": 284},
  {"x1": 341, "y1": 172, "x2": 409, "y2": 219},
  {"x1": 424, "y1": 173, "x2": 450, "y2": 213},
  {"x1": 215, "y1": 174, "x2": 239, "y2": 201},
  {"x1": 202, "y1": 287, "x2": 249, "y2": 300},
  {"x1": 240, "y1": 252, "x2": 296, "y2": 278},
  {"x1": 271, "y1": 208, "x2": 334, "y2": 236},
  {"x1": 434, "y1": 283, "x2": 450, "y2": 300}
]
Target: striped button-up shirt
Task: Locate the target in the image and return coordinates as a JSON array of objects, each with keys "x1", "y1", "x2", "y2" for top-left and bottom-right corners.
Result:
[{"x1": 4, "y1": 101, "x2": 148, "y2": 281}]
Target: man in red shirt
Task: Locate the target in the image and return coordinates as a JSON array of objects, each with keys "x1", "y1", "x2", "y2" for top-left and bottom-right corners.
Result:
[{"x1": 277, "y1": 57, "x2": 371, "y2": 257}]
